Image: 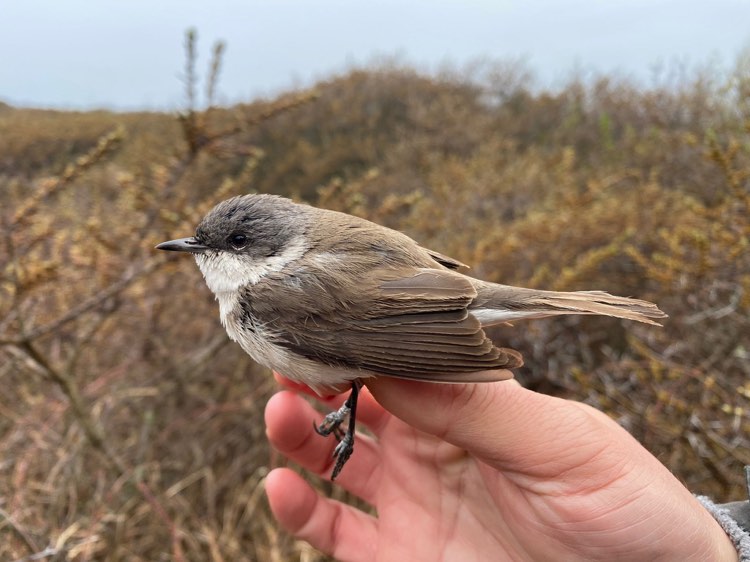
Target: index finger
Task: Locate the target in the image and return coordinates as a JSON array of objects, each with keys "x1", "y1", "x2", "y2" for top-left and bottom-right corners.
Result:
[{"x1": 273, "y1": 372, "x2": 392, "y2": 437}]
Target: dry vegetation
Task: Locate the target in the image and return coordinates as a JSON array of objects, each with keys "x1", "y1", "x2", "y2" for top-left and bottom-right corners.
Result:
[{"x1": 1, "y1": 33, "x2": 749, "y2": 560}]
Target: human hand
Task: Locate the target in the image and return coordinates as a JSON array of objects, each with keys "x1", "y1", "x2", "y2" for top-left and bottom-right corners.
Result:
[{"x1": 264, "y1": 374, "x2": 737, "y2": 561}]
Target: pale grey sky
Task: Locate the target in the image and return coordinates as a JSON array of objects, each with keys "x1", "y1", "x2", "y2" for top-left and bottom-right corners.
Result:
[{"x1": 2, "y1": 0, "x2": 748, "y2": 110}]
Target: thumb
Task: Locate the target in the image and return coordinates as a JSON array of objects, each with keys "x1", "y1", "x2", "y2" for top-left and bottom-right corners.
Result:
[{"x1": 365, "y1": 374, "x2": 643, "y2": 477}]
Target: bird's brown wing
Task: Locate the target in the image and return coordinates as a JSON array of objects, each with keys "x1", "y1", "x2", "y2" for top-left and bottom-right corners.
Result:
[
  {"x1": 243, "y1": 268, "x2": 521, "y2": 382},
  {"x1": 423, "y1": 248, "x2": 470, "y2": 272}
]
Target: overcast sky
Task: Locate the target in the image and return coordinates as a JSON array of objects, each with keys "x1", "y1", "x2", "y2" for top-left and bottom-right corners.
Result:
[{"x1": 2, "y1": 0, "x2": 749, "y2": 111}]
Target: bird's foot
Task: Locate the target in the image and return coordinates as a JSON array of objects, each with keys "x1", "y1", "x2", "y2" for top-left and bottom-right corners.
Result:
[
  {"x1": 313, "y1": 381, "x2": 362, "y2": 480},
  {"x1": 314, "y1": 403, "x2": 350, "y2": 440},
  {"x1": 331, "y1": 432, "x2": 354, "y2": 480}
]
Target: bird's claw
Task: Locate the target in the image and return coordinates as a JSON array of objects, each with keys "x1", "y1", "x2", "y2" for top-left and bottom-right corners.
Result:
[
  {"x1": 331, "y1": 433, "x2": 354, "y2": 480},
  {"x1": 314, "y1": 404, "x2": 350, "y2": 439},
  {"x1": 312, "y1": 381, "x2": 362, "y2": 480}
]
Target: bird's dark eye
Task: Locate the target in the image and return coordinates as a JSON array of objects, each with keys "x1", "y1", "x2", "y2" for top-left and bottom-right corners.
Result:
[{"x1": 228, "y1": 233, "x2": 248, "y2": 249}]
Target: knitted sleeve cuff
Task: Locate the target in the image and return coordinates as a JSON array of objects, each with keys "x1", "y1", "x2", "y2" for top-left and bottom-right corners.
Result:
[{"x1": 696, "y1": 494, "x2": 750, "y2": 562}]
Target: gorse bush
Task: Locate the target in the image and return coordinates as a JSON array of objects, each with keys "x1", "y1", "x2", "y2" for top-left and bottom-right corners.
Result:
[{"x1": 0, "y1": 35, "x2": 748, "y2": 560}]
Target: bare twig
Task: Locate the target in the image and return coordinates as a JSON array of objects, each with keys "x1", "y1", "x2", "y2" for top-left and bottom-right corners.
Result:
[
  {"x1": 0, "y1": 260, "x2": 163, "y2": 345},
  {"x1": 15, "y1": 340, "x2": 126, "y2": 475},
  {"x1": 10, "y1": 546, "x2": 58, "y2": 562},
  {"x1": 0, "y1": 506, "x2": 40, "y2": 556},
  {"x1": 206, "y1": 40, "x2": 226, "y2": 108},
  {"x1": 10, "y1": 128, "x2": 123, "y2": 228},
  {"x1": 136, "y1": 482, "x2": 186, "y2": 562},
  {"x1": 183, "y1": 28, "x2": 198, "y2": 114}
]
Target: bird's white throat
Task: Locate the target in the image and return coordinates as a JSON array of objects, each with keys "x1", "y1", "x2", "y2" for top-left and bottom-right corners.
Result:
[{"x1": 194, "y1": 235, "x2": 308, "y2": 295}]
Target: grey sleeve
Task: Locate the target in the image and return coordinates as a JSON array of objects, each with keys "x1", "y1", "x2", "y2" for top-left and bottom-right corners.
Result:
[
  {"x1": 696, "y1": 466, "x2": 750, "y2": 561},
  {"x1": 697, "y1": 495, "x2": 750, "y2": 561}
]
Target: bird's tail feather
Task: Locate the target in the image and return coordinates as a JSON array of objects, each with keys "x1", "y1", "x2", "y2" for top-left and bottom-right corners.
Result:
[{"x1": 472, "y1": 284, "x2": 667, "y2": 326}]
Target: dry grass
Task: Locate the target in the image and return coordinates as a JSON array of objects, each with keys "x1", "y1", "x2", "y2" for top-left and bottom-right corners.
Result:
[{"x1": 0, "y1": 35, "x2": 748, "y2": 560}]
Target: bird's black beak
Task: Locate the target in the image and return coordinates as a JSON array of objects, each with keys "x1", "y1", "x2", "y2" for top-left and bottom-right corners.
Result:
[{"x1": 155, "y1": 237, "x2": 209, "y2": 254}]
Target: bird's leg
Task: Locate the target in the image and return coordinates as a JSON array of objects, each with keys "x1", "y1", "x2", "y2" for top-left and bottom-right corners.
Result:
[
  {"x1": 314, "y1": 380, "x2": 362, "y2": 480},
  {"x1": 330, "y1": 381, "x2": 362, "y2": 480},
  {"x1": 314, "y1": 394, "x2": 351, "y2": 440}
]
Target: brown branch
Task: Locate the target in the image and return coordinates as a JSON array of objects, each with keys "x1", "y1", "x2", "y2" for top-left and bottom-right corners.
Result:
[
  {"x1": 0, "y1": 260, "x2": 164, "y2": 346},
  {"x1": 0, "y1": 506, "x2": 40, "y2": 556},
  {"x1": 136, "y1": 482, "x2": 186, "y2": 562},
  {"x1": 10, "y1": 546, "x2": 58, "y2": 562},
  {"x1": 154, "y1": 333, "x2": 229, "y2": 384},
  {"x1": 205, "y1": 40, "x2": 226, "y2": 108},
  {"x1": 16, "y1": 340, "x2": 126, "y2": 475},
  {"x1": 241, "y1": 89, "x2": 320, "y2": 129},
  {"x1": 11, "y1": 128, "x2": 123, "y2": 228}
]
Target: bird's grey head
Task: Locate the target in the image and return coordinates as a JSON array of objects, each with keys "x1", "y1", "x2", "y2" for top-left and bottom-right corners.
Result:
[{"x1": 157, "y1": 194, "x2": 310, "y2": 294}]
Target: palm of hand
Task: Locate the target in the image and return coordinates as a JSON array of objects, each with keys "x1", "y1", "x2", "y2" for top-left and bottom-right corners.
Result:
[{"x1": 265, "y1": 378, "x2": 734, "y2": 561}]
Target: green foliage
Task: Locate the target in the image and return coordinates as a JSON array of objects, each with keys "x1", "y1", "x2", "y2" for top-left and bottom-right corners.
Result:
[{"x1": 0, "y1": 45, "x2": 748, "y2": 560}]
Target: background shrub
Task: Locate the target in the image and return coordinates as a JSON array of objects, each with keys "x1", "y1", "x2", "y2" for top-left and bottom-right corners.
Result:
[{"x1": 1, "y1": 40, "x2": 748, "y2": 560}]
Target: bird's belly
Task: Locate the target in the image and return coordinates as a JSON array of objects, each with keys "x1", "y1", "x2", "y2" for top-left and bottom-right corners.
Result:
[{"x1": 217, "y1": 292, "x2": 363, "y2": 394}]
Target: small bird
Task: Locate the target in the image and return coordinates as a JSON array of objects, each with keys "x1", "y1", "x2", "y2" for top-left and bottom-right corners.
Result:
[{"x1": 157, "y1": 194, "x2": 666, "y2": 479}]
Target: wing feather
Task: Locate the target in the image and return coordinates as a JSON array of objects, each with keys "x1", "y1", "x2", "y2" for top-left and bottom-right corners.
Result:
[{"x1": 242, "y1": 267, "x2": 522, "y2": 382}]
